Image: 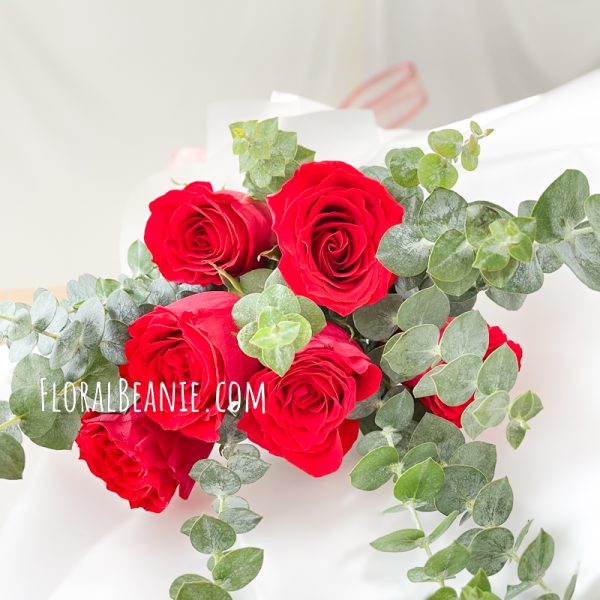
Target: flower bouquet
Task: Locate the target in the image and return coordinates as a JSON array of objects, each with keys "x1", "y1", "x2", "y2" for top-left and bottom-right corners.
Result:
[{"x1": 1, "y1": 115, "x2": 599, "y2": 600}]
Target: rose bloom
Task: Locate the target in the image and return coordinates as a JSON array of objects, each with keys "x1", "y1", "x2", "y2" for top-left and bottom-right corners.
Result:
[
  {"x1": 238, "y1": 324, "x2": 381, "y2": 477},
  {"x1": 121, "y1": 291, "x2": 259, "y2": 441},
  {"x1": 145, "y1": 182, "x2": 275, "y2": 286},
  {"x1": 267, "y1": 161, "x2": 404, "y2": 317},
  {"x1": 76, "y1": 409, "x2": 212, "y2": 512},
  {"x1": 404, "y1": 321, "x2": 523, "y2": 427}
]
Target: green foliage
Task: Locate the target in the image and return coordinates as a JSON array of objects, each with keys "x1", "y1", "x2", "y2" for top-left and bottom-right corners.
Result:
[
  {"x1": 173, "y1": 442, "x2": 269, "y2": 598},
  {"x1": 230, "y1": 117, "x2": 315, "y2": 199},
  {"x1": 233, "y1": 280, "x2": 325, "y2": 376}
]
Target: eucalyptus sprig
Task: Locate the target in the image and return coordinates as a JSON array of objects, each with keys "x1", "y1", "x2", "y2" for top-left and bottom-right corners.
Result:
[
  {"x1": 0, "y1": 240, "x2": 203, "y2": 480},
  {"x1": 170, "y1": 433, "x2": 269, "y2": 600},
  {"x1": 230, "y1": 117, "x2": 315, "y2": 200}
]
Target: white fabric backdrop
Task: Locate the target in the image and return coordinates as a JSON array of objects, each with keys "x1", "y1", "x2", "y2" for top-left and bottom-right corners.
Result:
[
  {"x1": 4, "y1": 0, "x2": 600, "y2": 289},
  {"x1": 2, "y1": 74, "x2": 600, "y2": 598}
]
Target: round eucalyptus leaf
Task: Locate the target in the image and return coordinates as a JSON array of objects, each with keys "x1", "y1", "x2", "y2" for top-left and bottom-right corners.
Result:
[
  {"x1": 394, "y1": 458, "x2": 445, "y2": 505},
  {"x1": 75, "y1": 297, "x2": 106, "y2": 348},
  {"x1": 417, "y1": 154, "x2": 459, "y2": 193},
  {"x1": 377, "y1": 225, "x2": 433, "y2": 277},
  {"x1": 232, "y1": 294, "x2": 260, "y2": 329},
  {"x1": 237, "y1": 322, "x2": 261, "y2": 359},
  {"x1": 465, "y1": 204, "x2": 500, "y2": 248},
  {"x1": 412, "y1": 364, "x2": 445, "y2": 398},
  {"x1": 473, "y1": 238, "x2": 510, "y2": 272},
  {"x1": 401, "y1": 442, "x2": 439, "y2": 471},
  {"x1": 175, "y1": 581, "x2": 232, "y2": 600},
  {"x1": 190, "y1": 459, "x2": 241, "y2": 496},
  {"x1": 106, "y1": 289, "x2": 141, "y2": 326},
  {"x1": 8, "y1": 331, "x2": 38, "y2": 363},
  {"x1": 127, "y1": 240, "x2": 154, "y2": 276},
  {"x1": 472, "y1": 390, "x2": 510, "y2": 429},
  {"x1": 431, "y1": 354, "x2": 482, "y2": 407},
  {"x1": 472, "y1": 477, "x2": 513, "y2": 528},
  {"x1": 99, "y1": 319, "x2": 129, "y2": 365},
  {"x1": 409, "y1": 413, "x2": 465, "y2": 463},
  {"x1": 439, "y1": 310, "x2": 488, "y2": 362},
  {"x1": 30, "y1": 289, "x2": 58, "y2": 330},
  {"x1": 261, "y1": 343, "x2": 295, "y2": 376},
  {"x1": 257, "y1": 284, "x2": 300, "y2": 314},
  {"x1": 385, "y1": 147, "x2": 424, "y2": 187},
  {"x1": 296, "y1": 296, "x2": 326, "y2": 335},
  {"x1": 518, "y1": 530, "x2": 555, "y2": 583},
  {"x1": 375, "y1": 389, "x2": 414, "y2": 431},
  {"x1": 219, "y1": 508, "x2": 262, "y2": 534},
  {"x1": 435, "y1": 465, "x2": 487, "y2": 515},
  {"x1": 585, "y1": 194, "x2": 600, "y2": 235},
  {"x1": 353, "y1": 294, "x2": 403, "y2": 341},
  {"x1": 485, "y1": 288, "x2": 526, "y2": 311},
  {"x1": 532, "y1": 169, "x2": 589, "y2": 243},
  {"x1": 424, "y1": 542, "x2": 469, "y2": 579},
  {"x1": 428, "y1": 129, "x2": 464, "y2": 159},
  {"x1": 227, "y1": 454, "x2": 269, "y2": 484},
  {"x1": 553, "y1": 231, "x2": 600, "y2": 291},
  {"x1": 169, "y1": 575, "x2": 209, "y2": 600},
  {"x1": 239, "y1": 268, "x2": 272, "y2": 294},
  {"x1": 419, "y1": 188, "x2": 468, "y2": 242},
  {"x1": 477, "y1": 344, "x2": 518, "y2": 395},
  {"x1": 467, "y1": 527, "x2": 514, "y2": 576},
  {"x1": 370, "y1": 528, "x2": 425, "y2": 553},
  {"x1": 189, "y1": 515, "x2": 236, "y2": 554},
  {"x1": 428, "y1": 230, "x2": 475, "y2": 283},
  {"x1": 506, "y1": 419, "x2": 527, "y2": 450},
  {"x1": 350, "y1": 445, "x2": 398, "y2": 491},
  {"x1": 397, "y1": 286, "x2": 450, "y2": 330},
  {"x1": 449, "y1": 441, "x2": 496, "y2": 482},
  {"x1": 0, "y1": 432, "x2": 25, "y2": 480},
  {"x1": 509, "y1": 390, "x2": 543, "y2": 422},
  {"x1": 212, "y1": 547, "x2": 264, "y2": 592},
  {"x1": 383, "y1": 324, "x2": 440, "y2": 380}
]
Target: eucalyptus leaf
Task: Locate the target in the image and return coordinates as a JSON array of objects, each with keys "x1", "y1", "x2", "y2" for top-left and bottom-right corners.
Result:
[
  {"x1": 371, "y1": 528, "x2": 425, "y2": 552},
  {"x1": 518, "y1": 530, "x2": 554, "y2": 583},
  {"x1": 0, "y1": 432, "x2": 25, "y2": 480},
  {"x1": 393, "y1": 458, "x2": 445, "y2": 505},
  {"x1": 419, "y1": 188, "x2": 468, "y2": 242},
  {"x1": 431, "y1": 354, "x2": 482, "y2": 406},
  {"x1": 467, "y1": 527, "x2": 514, "y2": 576},
  {"x1": 189, "y1": 515, "x2": 236, "y2": 554},
  {"x1": 477, "y1": 344, "x2": 518, "y2": 395},
  {"x1": 353, "y1": 294, "x2": 403, "y2": 341},
  {"x1": 212, "y1": 547, "x2": 264, "y2": 591},
  {"x1": 428, "y1": 230, "x2": 475, "y2": 283},
  {"x1": 472, "y1": 478, "x2": 513, "y2": 527},
  {"x1": 397, "y1": 286, "x2": 450, "y2": 330},
  {"x1": 383, "y1": 325, "x2": 440, "y2": 380},
  {"x1": 377, "y1": 224, "x2": 433, "y2": 277},
  {"x1": 350, "y1": 446, "x2": 398, "y2": 491},
  {"x1": 439, "y1": 311, "x2": 489, "y2": 363}
]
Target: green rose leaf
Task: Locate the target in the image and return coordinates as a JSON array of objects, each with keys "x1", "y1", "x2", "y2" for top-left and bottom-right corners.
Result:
[
  {"x1": 350, "y1": 446, "x2": 399, "y2": 491},
  {"x1": 518, "y1": 530, "x2": 555, "y2": 583},
  {"x1": 428, "y1": 129, "x2": 464, "y2": 160},
  {"x1": 467, "y1": 527, "x2": 514, "y2": 576},
  {"x1": 472, "y1": 478, "x2": 513, "y2": 527},
  {"x1": 189, "y1": 515, "x2": 236, "y2": 554},
  {"x1": 397, "y1": 286, "x2": 450, "y2": 330},
  {"x1": 212, "y1": 547, "x2": 264, "y2": 591},
  {"x1": 424, "y1": 542, "x2": 470, "y2": 579},
  {"x1": 432, "y1": 354, "x2": 482, "y2": 406},
  {"x1": 353, "y1": 294, "x2": 404, "y2": 341},
  {"x1": 532, "y1": 169, "x2": 589, "y2": 243},
  {"x1": 370, "y1": 528, "x2": 425, "y2": 552},
  {"x1": 386, "y1": 147, "x2": 424, "y2": 187},
  {"x1": 377, "y1": 225, "x2": 433, "y2": 277},
  {"x1": 418, "y1": 154, "x2": 459, "y2": 193},
  {"x1": 382, "y1": 324, "x2": 440, "y2": 379},
  {"x1": 428, "y1": 230, "x2": 475, "y2": 283},
  {"x1": 419, "y1": 188, "x2": 468, "y2": 242},
  {"x1": 477, "y1": 344, "x2": 518, "y2": 395},
  {"x1": 439, "y1": 310, "x2": 489, "y2": 362},
  {"x1": 393, "y1": 458, "x2": 445, "y2": 505},
  {"x1": 190, "y1": 459, "x2": 242, "y2": 497},
  {"x1": 0, "y1": 432, "x2": 25, "y2": 479}
]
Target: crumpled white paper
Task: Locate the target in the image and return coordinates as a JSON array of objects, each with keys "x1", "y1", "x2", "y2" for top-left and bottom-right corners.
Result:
[{"x1": 2, "y1": 73, "x2": 600, "y2": 599}]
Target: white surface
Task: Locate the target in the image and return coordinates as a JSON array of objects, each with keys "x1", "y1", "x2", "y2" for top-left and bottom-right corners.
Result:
[
  {"x1": 4, "y1": 1, "x2": 600, "y2": 289},
  {"x1": 2, "y1": 74, "x2": 600, "y2": 598}
]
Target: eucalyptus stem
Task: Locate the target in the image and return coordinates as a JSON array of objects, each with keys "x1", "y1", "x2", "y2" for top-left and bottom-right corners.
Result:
[
  {"x1": 0, "y1": 415, "x2": 21, "y2": 431},
  {"x1": 0, "y1": 314, "x2": 58, "y2": 340}
]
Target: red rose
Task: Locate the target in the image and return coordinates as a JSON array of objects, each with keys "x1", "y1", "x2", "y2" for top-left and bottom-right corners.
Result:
[
  {"x1": 267, "y1": 161, "x2": 403, "y2": 316},
  {"x1": 145, "y1": 182, "x2": 275, "y2": 285},
  {"x1": 404, "y1": 321, "x2": 523, "y2": 427},
  {"x1": 238, "y1": 324, "x2": 381, "y2": 477},
  {"x1": 121, "y1": 291, "x2": 260, "y2": 441},
  {"x1": 76, "y1": 409, "x2": 212, "y2": 513}
]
